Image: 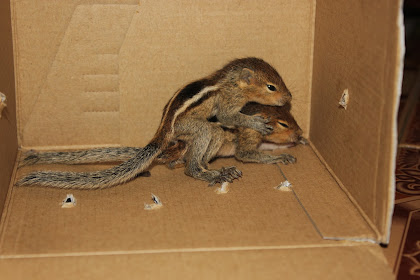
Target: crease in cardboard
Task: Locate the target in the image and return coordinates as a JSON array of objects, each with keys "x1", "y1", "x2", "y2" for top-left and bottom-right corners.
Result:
[
  {"x1": 19, "y1": 4, "x2": 137, "y2": 147},
  {"x1": 275, "y1": 154, "x2": 381, "y2": 244},
  {"x1": 307, "y1": 142, "x2": 381, "y2": 240},
  {"x1": 305, "y1": 0, "x2": 317, "y2": 137},
  {"x1": 10, "y1": 0, "x2": 22, "y2": 146},
  {"x1": 0, "y1": 242, "x2": 376, "y2": 260},
  {"x1": 0, "y1": 150, "x2": 21, "y2": 252}
]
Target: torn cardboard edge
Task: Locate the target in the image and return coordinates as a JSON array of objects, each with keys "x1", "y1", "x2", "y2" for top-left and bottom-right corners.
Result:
[
  {"x1": 144, "y1": 193, "x2": 163, "y2": 210},
  {"x1": 338, "y1": 89, "x2": 349, "y2": 109},
  {"x1": 61, "y1": 194, "x2": 77, "y2": 208},
  {"x1": 274, "y1": 180, "x2": 292, "y2": 192},
  {"x1": 215, "y1": 182, "x2": 230, "y2": 194},
  {"x1": 275, "y1": 158, "x2": 381, "y2": 245},
  {"x1": 0, "y1": 92, "x2": 7, "y2": 118}
]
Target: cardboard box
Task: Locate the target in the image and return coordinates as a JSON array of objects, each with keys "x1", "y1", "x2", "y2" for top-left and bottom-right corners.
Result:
[{"x1": 0, "y1": 0, "x2": 404, "y2": 279}]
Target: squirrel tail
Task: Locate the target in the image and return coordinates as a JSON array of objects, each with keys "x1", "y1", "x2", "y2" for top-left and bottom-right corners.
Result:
[
  {"x1": 19, "y1": 147, "x2": 141, "y2": 167},
  {"x1": 16, "y1": 143, "x2": 161, "y2": 190}
]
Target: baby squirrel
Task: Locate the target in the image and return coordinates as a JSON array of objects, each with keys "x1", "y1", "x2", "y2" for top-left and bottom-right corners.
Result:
[
  {"x1": 19, "y1": 102, "x2": 304, "y2": 179},
  {"x1": 17, "y1": 57, "x2": 292, "y2": 189},
  {"x1": 156, "y1": 101, "x2": 303, "y2": 170}
]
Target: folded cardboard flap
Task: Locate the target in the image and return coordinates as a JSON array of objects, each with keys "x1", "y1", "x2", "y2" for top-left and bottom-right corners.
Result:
[
  {"x1": 310, "y1": 0, "x2": 403, "y2": 243},
  {"x1": 0, "y1": 0, "x2": 403, "y2": 278}
]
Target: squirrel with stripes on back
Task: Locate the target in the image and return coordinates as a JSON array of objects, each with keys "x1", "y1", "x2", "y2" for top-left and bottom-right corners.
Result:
[
  {"x1": 156, "y1": 101, "x2": 305, "y2": 169},
  {"x1": 17, "y1": 57, "x2": 292, "y2": 189},
  {"x1": 19, "y1": 101, "x2": 305, "y2": 173}
]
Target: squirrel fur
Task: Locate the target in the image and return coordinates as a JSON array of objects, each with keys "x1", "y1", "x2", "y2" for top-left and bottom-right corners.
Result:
[
  {"x1": 17, "y1": 57, "x2": 292, "y2": 189},
  {"x1": 19, "y1": 102, "x2": 304, "y2": 182}
]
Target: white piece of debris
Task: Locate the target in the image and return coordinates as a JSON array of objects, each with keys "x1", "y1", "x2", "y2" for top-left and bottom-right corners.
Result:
[
  {"x1": 339, "y1": 89, "x2": 349, "y2": 109},
  {"x1": 275, "y1": 180, "x2": 292, "y2": 192},
  {"x1": 144, "y1": 193, "x2": 163, "y2": 210},
  {"x1": 61, "y1": 194, "x2": 77, "y2": 208},
  {"x1": 215, "y1": 182, "x2": 230, "y2": 194},
  {"x1": 0, "y1": 92, "x2": 7, "y2": 119}
]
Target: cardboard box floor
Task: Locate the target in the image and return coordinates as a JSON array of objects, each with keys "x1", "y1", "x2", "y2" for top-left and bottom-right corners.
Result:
[
  {"x1": 0, "y1": 0, "x2": 403, "y2": 279},
  {"x1": 0, "y1": 146, "x2": 393, "y2": 279}
]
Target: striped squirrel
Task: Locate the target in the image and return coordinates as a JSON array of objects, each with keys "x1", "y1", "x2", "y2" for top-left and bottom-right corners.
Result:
[
  {"x1": 156, "y1": 101, "x2": 304, "y2": 169},
  {"x1": 19, "y1": 102, "x2": 303, "y2": 168},
  {"x1": 17, "y1": 57, "x2": 292, "y2": 189},
  {"x1": 19, "y1": 102, "x2": 304, "y2": 186}
]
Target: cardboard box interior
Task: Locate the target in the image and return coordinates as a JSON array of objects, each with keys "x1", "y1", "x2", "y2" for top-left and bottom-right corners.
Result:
[{"x1": 0, "y1": 0, "x2": 403, "y2": 278}]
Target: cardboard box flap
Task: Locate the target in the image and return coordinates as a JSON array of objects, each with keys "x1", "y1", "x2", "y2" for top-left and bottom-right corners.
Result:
[
  {"x1": 310, "y1": 0, "x2": 404, "y2": 242},
  {"x1": 0, "y1": 246, "x2": 393, "y2": 280}
]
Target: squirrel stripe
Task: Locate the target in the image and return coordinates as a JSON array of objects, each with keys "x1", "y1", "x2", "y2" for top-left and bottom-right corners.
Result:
[{"x1": 17, "y1": 57, "x2": 293, "y2": 188}]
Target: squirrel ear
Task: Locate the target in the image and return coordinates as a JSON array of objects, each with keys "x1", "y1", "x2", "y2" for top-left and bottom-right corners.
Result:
[{"x1": 239, "y1": 68, "x2": 255, "y2": 84}]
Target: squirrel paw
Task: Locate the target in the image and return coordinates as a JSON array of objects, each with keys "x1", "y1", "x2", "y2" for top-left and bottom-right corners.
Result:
[
  {"x1": 275, "y1": 154, "x2": 296, "y2": 165},
  {"x1": 208, "y1": 166, "x2": 242, "y2": 186},
  {"x1": 251, "y1": 115, "x2": 273, "y2": 135}
]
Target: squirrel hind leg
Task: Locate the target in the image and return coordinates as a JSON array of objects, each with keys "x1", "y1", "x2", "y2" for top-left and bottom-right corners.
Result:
[
  {"x1": 184, "y1": 163, "x2": 241, "y2": 186},
  {"x1": 236, "y1": 150, "x2": 296, "y2": 165}
]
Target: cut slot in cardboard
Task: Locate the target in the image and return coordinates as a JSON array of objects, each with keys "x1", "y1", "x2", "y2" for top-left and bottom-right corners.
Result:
[{"x1": 0, "y1": 0, "x2": 404, "y2": 279}]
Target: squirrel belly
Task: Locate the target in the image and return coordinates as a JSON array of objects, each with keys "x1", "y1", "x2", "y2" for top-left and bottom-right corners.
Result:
[{"x1": 17, "y1": 57, "x2": 292, "y2": 189}]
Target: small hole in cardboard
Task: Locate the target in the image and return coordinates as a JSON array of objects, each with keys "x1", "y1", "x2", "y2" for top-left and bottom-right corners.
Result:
[
  {"x1": 61, "y1": 194, "x2": 77, "y2": 208},
  {"x1": 144, "y1": 193, "x2": 163, "y2": 210},
  {"x1": 339, "y1": 89, "x2": 349, "y2": 110}
]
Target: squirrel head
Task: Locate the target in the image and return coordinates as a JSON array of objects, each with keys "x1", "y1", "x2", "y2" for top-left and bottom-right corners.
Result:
[
  {"x1": 232, "y1": 57, "x2": 292, "y2": 106},
  {"x1": 241, "y1": 102, "x2": 302, "y2": 144}
]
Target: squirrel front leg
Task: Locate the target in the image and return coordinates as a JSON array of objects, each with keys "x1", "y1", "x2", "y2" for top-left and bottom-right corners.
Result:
[{"x1": 216, "y1": 97, "x2": 273, "y2": 135}]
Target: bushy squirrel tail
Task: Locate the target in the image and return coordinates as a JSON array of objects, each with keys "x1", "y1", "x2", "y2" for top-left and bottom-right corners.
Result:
[
  {"x1": 18, "y1": 147, "x2": 141, "y2": 167},
  {"x1": 16, "y1": 143, "x2": 161, "y2": 190}
]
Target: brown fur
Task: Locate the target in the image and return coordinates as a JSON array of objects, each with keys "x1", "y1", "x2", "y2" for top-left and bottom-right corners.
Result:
[
  {"x1": 157, "y1": 102, "x2": 303, "y2": 168},
  {"x1": 17, "y1": 58, "x2": 292, "y2": 189}
]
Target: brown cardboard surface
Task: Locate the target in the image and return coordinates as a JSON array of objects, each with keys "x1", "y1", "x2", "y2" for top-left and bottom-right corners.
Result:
[
  {"x1": 1, "y1": 145, "x2": 375, "y2": 257},
  {"x1": 0, "y1": 245, "x2": 393, "y2": 280},
  {"x1": 0, "y1": 0, "x2": 18, "y2": 217},
  {"x1": 3, "y1": 155, "x2": 336, "y2": 256},
  {"x1": 119, "y1": 0, "x2": 314, "y2": 147},
  {"x1": 12, "y1": 0, "x2": 314, "y2": 148},
  {"x1": 0, "y1": 0, "x2": 403, "y2": 278},
  {"x1": 13, "y1": 1, "x2": 138, "y2": 147},
  {"x1": 278, "y1": 145, "x2": 376, "y2": 240},
  {"x1": 310, "y1": 0, "x2": 403, "y2": 241}
]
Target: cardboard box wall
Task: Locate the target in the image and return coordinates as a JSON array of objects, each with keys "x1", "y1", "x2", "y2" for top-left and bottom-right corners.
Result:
[{"x1": 0, "y1": 0, "x2": 403, "y2": 279}]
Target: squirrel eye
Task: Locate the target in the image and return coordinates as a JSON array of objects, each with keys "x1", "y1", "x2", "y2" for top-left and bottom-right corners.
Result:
[
  {"x1": 267, "y1": 84, "x2": 277, "y2": 91},
  {"x1": 278, "y1": 121, "x2": 289, "y2": 128}
]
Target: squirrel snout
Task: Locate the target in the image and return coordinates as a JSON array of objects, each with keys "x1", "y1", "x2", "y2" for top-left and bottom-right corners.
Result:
[{"x1": 277, "y1": 91, "x2": 292, "y2": 105}]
